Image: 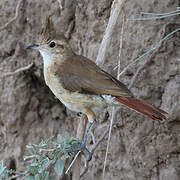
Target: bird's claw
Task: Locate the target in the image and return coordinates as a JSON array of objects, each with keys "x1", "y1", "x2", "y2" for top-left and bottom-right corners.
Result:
[{"x1": 66, "y1": 143, "x2": 92, "y2": 161}]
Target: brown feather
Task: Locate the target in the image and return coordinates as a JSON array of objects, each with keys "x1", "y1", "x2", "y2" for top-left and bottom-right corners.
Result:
[
  {"x1": 115, "y1": 97, "x2": 167, "y2": 120},
  {"x1": 53, "y1": 54, "x2": 133, "y2": 98}
]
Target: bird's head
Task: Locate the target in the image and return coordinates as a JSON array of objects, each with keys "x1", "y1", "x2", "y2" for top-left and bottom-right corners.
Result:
[{"x1": 27, "y1": 17, "x2": 73, "y2": 58}]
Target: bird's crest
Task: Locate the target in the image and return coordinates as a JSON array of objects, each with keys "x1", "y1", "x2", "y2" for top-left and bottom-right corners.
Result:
[{"x1": 40, "y1": 16, "x2": 56, "y2": 43}]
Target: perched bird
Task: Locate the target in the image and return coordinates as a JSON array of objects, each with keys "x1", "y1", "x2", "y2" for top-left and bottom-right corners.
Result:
[{"x1": 27, "y1": 17, "x2": 167, "y2": 153}]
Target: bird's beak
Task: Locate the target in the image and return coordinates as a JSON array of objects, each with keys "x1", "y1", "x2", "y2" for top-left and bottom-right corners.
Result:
[{"x1": 26, "y1": 44, "x2": 40, "y2": 49}]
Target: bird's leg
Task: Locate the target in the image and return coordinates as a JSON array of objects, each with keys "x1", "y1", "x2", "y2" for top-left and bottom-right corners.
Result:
[
  {"x1": 66, "y1": 121, "x2": 94, "y2": 160},
  {"x1": 66, "y1": 109, "x2": 95, "y2": 161},
  {"x1": 81, "y1": 121, "x2": 94, "y2": 146}
]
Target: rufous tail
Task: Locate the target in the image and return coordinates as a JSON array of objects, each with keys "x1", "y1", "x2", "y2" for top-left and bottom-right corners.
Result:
[{"x1": 115, "y1": 97, "x2": 167, "y2": 120}]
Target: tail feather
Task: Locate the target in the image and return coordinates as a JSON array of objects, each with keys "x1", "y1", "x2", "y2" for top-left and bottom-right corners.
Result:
[{"x1": 115, "y1": 97, "x2": 167, "y2": 121}]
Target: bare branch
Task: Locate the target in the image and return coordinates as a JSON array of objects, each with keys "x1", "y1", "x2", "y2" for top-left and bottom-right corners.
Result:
[
  {"x1": 3, "y1": 63, "x2": 34, "y2": 77},
  {"x1": 128, "y1": 23, "x2": 170, "y2": 89},
  {"x1": 0, "y1": 0, "x2": 23, "y2": 31},
  {"x1": 80, "y1": 156, "x2": 89, "y2": 178},
  {"x1": 96, "y1": 0, "x2": 126, "y2": 66},
  {"x1": 72, "y1": 115, "x2": 87, "y2": 180},
  {"x1": 91, "y1": 125, "x2": 110, "y2": 155},
  {"x1": 80, "y1": 112, "x2": 110, "y2": 177},
  {"x1": 90, "y1": 131, "x2": 96, "y2": 144},
  {"x1": 103, "y1": 109, "x2": 116, "y2": 179},
  {"x1": 117, "y1": 14, "x2": 125, "y2": 80},
  {"x1": 118, "y1": 23, "x2": 180, "y2": 78},
  {"x1": 80, "y1": 125, "x2": 110, "y2": 177},
  {"x1": 65, "y1": 151, "x2": 81, "y2": 174}
]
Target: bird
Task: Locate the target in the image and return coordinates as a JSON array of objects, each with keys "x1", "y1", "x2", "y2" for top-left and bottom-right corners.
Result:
[{"x1": 27, "y1": 17, "x2": 167, "y2": 155}]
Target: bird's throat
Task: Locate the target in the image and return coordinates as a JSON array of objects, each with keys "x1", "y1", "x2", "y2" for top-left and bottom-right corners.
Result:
[{"x1": 39, "y1": 50, "x2": 54, "y2": 68}]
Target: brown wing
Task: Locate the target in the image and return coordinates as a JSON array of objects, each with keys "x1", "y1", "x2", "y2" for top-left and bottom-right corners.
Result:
[{"x1": 57, "y1": 55, "x2": 133, "y2": 98}]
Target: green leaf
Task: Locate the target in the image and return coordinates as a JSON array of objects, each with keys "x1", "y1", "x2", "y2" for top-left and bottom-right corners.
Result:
[
  {"x1": 0, "y1": 169, "x2": 8, "y2": 179},
  {"x1": 30, "y1": 163, "x2": 38, "y2": 167},
  {"x1": 27, "y1": 165, "x2": 38, "y2": 175},
  {"x1": 54, "y1": 158, "x2": 64, "y2": 176},
  {"x1": 0, "y1": 161, "x2": 3, "y2": 168},
  {"x1": 38, "y1": 141, "x2": 47, "y2": 148},
  {"x1": 0, "y1": 161, "x2": 6, "y2": 175},
  {"x1": 24, "y1": 176, "x2": 35, "y2": 180},
  {"x1": 0, "y1": 166, "x2": 5, "y2": 175},
  {"x1": 41, "y1": 171, "x2": 49, "y2": 180},
  {"x1": 38, "y1": 157, "x2": 49, "y2": 173},
  {"x1": 28, "y1": 147, "x2": 36, "y2": 155},
  {"x1": 64, "y1": 132, "x2": 70, "y2": 141},
  {"x1": 35, "y1": 174, "x2": 40, "y2": 180},
  {"x1": 63, "y1": 152, "x2": 70, "y2": 159},
  {"x1": 57, "y1": 134, "x2": 62, "y2": 144}
]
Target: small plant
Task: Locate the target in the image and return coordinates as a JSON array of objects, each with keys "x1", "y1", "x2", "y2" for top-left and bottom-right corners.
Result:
[
  {"x1": 0, "y1": 133, "x2": 81, "y2": 180},
  {"x1": 0, "y1": 161, "x2": 8, "y2": 179}
]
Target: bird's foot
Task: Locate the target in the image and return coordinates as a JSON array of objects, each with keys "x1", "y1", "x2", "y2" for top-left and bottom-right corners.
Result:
[
  {"x1": 66, "y1": 141, "x2": 92, "y2": 161},
  {"x1": 65, "y1": 121, "x2": 94, "y2": 161}
]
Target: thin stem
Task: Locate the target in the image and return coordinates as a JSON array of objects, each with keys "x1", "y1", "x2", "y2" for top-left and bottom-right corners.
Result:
[
  {"x1": 140, "y1": 9, "x2": 180, "y2": 16},
  {"x1": 3, "y1": 63, "x2": 33, "y2": 77},
  {"x1": 102, "y1": 107, "x2": 115, "y2": 179},
  {"x1": 96, "y1": 0, "x2": 125, "y2": 66},
  {"x1": 118, "y1": 27, "x2": 180, "y2": 77},
  {"x1": 117, "y1": 14, "x2": 125, "y2": 78},
  {"x1": 65, "y1": 151, "x2": 81, "y2": 174},
  {"x1": 0, "y1": 0, "x2": 23, "y2": 31},
  {"x1": 128, "y1": 12, "x2": 180, "y2": 21}
]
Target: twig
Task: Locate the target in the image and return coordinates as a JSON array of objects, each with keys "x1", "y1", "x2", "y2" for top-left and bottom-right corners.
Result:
[
  {"x1": 3, "y1": 63, "x2": 33, "y2": 77},
  {"x1": 81, "y1": 156, "x2": 89, "y2": 178},
  {"x1": 0, "y1": 0, "x2": 23, "y2": 31},
  {"x1": 65, "y1": 151, "x2": 81, "y2": 174},
  {"x1": 91, "y1": 126, "x2": 110, "y2": 155},
  {"x1": 96, "y1": 0, "x2": 125, "y2": 66},
  {"x1": 128, "y1": 23, "x2": 177, "y2": 89},
  {"x1": 128, "y1": 10, "x2": 180, "y2": 21},
  {"x1": 140, "y1": 8, "x2": 180, "y2": 16},
  {"x1": 117, "y1": 14, "x2": 125, "y2": 78},
  {"x1": 72, "y1": 115, "x2": 87, "y2": 180},
  {"x1": 90, "y1": 131, "x2": 96, "y2": 144},
  {"x1": 102, "y1": 107, "x2": 115, "y2": 178},
  {"x1": 80, "y1": 125, "x2": 110, "y2": 177},
  {"x1": 118, "y1": 26, "x2": 180, "y2": 78}
]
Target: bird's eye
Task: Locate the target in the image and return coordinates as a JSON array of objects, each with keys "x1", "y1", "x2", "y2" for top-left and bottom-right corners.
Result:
[{"x1": 49, "y1": 41, "x2": 56, "y2": 48}]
